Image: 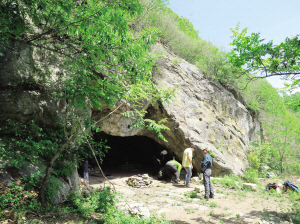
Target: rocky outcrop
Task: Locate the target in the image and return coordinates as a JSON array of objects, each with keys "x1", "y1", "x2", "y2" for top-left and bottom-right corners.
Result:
[
  {"x1": 0, "y1": 41, "x2": 79, "y2": 204},
  {"x1": 93, "y1": 45, "x2": 262, "y2": 176},
  {"x1": 0, "y1": 41, "x2": 66, "y2": 128},
  {"x1": 1, "y1": 41, "x2": 261, "y2": 178}
]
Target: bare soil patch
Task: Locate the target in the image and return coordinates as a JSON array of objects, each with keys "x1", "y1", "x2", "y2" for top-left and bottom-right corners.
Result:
[{"x1": 90, "y1": 170, "x2": 296, "y2": 224}]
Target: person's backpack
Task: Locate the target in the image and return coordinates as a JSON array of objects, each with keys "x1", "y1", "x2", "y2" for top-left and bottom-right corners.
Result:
[
  {"x1": 266, "y1": 183, "x2": 278, "y2": 191},
  {"x1": 282, "y1": 181, "x2": 299, "y2": 193}
]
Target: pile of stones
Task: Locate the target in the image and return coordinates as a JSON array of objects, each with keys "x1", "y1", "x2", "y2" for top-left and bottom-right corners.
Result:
[{"x1": 126, "y1": 174, "x2": 153, "y2": 188}]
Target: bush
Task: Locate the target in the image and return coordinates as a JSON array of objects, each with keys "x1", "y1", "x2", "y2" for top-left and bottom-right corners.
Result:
[
  {"x1": 102, "y1": 205, "x2": 170, "y2": 224},
  {"x1": 0, "y1": 182, "x2": 43, "y2": 217},
  {"x1": 67, "y1": 187, "x2": 170, "y2": 223},
  {"x1": 22, "y1": 171, "x2": 62, "y2": 202},
  {"x1": 243, "y1": 169, "x2": 259, "y2": 183},
  {"x1": 211, "y1": 175, "x2": 242, "y2": 190},
  {"x1": 68, "y1": 187, "x2": 116, "y2": 217}
]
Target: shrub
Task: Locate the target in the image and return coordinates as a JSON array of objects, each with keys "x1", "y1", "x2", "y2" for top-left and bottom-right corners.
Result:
[
  {"x1": 0, "y1": 182, "x2": 43, "y2": 217},
  {"x1": 184, "y1": 190, "x2": 197, "y2": 198},
  {"x1": 68, "y1": 187, "x2": 116, "y2": 217},
  {"x1": 22, "y1": 171, "x2": 62, "y2": 202},
  {"x1": 211, "y1": 175, "x2": 242, "y2": 190},
  {"x1": 243, "y1": 169, "x2": 259, "y2": 183}
]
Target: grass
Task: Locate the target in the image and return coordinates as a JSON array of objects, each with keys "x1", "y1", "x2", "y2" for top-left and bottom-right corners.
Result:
[
  {"x1": 184, "y1": 190, "x2": 198, "y2": 199},
  {"x1": 208, "y1": 202, "x2": 217, "y2": 208},
  {"x1": 157, "y1": 183, "x2": 166, "y2": 188},
  {"x1": 184, "y1": 207, "x2": 197, "y2": 214},
  {"x1": 171, "y1": 202, "x2": 182, "y2": 206},
  {"x1": 198, "y1": 199, "x2": 208, "y2": 205}
]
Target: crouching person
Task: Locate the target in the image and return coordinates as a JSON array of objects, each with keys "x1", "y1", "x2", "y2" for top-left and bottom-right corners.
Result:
[{"x1": 165, "y1": 160, "x2": 182, "y2": 184}]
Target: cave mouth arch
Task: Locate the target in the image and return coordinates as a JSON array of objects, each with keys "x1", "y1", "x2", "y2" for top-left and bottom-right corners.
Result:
[{"x1": 93, "y1": 133, "x2": 174, "y2": 173}]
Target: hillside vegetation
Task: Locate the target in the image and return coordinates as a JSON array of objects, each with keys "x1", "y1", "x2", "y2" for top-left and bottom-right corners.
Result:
[
  {"x1": 134, "y1": 0, "x2": 300, "y2": 176},
  {"x1": 0, "y1": 0, "x2": 299, "y2": 223}
]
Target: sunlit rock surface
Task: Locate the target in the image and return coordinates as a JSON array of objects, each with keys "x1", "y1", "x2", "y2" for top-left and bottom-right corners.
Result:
[{"x1": 93, "y1": 45, "x2": 262, "y2": 175}]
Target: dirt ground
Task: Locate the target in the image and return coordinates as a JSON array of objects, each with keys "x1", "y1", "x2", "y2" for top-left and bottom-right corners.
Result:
[{"x1": 89, "y1": 169, "x2": 295, "y2": 224}]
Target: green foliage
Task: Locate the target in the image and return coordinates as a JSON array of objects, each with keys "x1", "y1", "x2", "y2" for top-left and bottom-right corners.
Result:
[
  {"x1": 208, "y1": 202, "x2": 217, "y2": 208},
  {"x1": 0, "y1": 120, "x2": 109, "y2": 202},
  {"x1": 0, "y1": 119, "x2": 65, "y2": 168},
  {"x1": 122, "y1": 109, "x2": 170, "y2": 142},
  {"x1": 209, "y1": 150, "x2": 216, "y2": 158},
  {"x1": 135, "y1": 0, "x2": 237, "y2": 85},
  {"x1": 184, "y1": 191, "x2": 197, "y2": 199},
  {"x1": 0, "y1": 119, "x2": 107, "y2": 171},
  {"x1": 68, "y1": 187, "x2": 115, "y2": 217},
  {"x1": 243, "y1": 168, "x2": 259, "y2": 183},
  {"x1": 0, "y1": 182, "x2": 43, "y2": 216},
  {"x1": 22, "y1": 171, "x2": 62, "y2": 202},
  {"x1": 211, "y1": 175, "x2": 243, "y2": 190},
  {"x1": 67, "y1": 187, "x2": 170, "y2": 223},
  {"x1": 283, "y1": 91, "x2": 300, "y2": 112},
  {"x1": 289, "y1": 203, "x2": 300, "y2": 224},
  {"x1": 229, "y1": 24, "x2": 300, "y2": 84}
]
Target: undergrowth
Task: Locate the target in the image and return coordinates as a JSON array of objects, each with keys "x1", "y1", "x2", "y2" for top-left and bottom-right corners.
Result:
[{"x1": 0, "y1": 183, "x2": 170, "y2": 223}]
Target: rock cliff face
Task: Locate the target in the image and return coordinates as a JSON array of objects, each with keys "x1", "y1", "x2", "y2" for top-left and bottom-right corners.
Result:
[
  {"x1": 0, "y1": 41, "x2": 66, "y2": 128},
  {"x1": 0, "y1": 42, "x2": 78, "y2": 204},
  {"x1": 1, "y1": 42, "x2": 261, "y2": 180},
  {"x1": 93, "y1": 45, "x2": 262, "y2": 175}
]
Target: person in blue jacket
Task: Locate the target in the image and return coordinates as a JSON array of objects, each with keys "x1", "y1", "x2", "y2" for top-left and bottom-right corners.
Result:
[{"x1": 201, "y1": 148, "x2": 214, "y2": 200}]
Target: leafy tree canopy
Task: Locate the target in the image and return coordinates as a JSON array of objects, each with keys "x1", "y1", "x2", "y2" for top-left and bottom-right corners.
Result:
[
  {"x1": 229, "y1": 24, "x2": 300, "y2": 89},
  {"x1": 0, "y1": 0, "x2": 176, "y2": 205}
]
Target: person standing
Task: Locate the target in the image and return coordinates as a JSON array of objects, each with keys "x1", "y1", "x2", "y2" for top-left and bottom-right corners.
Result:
[
  {"x1": 83, "y1": 158, "x2": 89, "y2": 181},
  {"x1": 165, "y1": 160, "x2": 182, "y2": 184},
  {"x1": 201, "y1": 148, "x2": 214, "y2": 200},
  {"x1": 182, "y1": 145, "x2": 196, "y2": 188}
]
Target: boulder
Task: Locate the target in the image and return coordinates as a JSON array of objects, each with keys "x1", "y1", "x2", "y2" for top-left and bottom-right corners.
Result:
[
  {"x1": 50, "y1": 169, "x2": 79, "y2": 204},
  {"x1": 235, "y1": 181, "x2": 242, "y2": 189},
  {"x1": 266, "y1": 172, "x2": 276, "y2": 178},
  {"x1": 129, "y1": 204, "x2": 151, "y2": 219},
  {"x1": 194, "y1": 185, "x2": 205, "y2": 193},
  {"x1": 191, "y1": 177, "x2": 200, "y2": 183},
  {"x1": 243, "y1": 183, "x2": 256, "y2": 191}
]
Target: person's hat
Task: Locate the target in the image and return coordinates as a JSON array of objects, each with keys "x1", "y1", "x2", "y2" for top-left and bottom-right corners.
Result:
[
  {"x1": 190, "y1": 145, "x2": 197, "y2": 150},
  {"x1": 161, "y1": 150, "x2": 168, "y2": 155}
]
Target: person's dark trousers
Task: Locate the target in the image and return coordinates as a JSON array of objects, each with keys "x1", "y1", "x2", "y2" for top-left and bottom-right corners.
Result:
[
  {"x1": 83, "y1": 159, "x2": 89, "y2": 180},
  {"x1": 152, "y1": 157, "x2": 160, "y2": 174},
  {"x1": 203, "y1": 168, "x2": 214, "y2": 199},
  {"x1": 165, "y1": 161, "x2": 179, "y2": 182}
]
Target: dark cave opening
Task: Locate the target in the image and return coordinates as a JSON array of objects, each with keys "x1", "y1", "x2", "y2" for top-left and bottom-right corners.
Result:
[{"x1": 93, "y1": 133, "x2": 174, "y2": 172}]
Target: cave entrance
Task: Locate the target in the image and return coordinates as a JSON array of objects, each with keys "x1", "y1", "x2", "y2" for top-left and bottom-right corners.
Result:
[{"x1": 93, "y1": 133, "x2": 173, "y2": 174}]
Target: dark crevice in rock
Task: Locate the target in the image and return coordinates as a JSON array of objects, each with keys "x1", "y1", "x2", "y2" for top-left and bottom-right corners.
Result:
[
  {"x1": 0, "y1": 83, "x2": 42, "y2": 92},
  {"x1": 220, "y1": 83, "x2": 247, "y2": 106}
]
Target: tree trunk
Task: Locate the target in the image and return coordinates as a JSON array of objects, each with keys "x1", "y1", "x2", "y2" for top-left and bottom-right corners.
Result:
[{"x1": 39, "y1": 138, "x2": 72, "y2": 207}]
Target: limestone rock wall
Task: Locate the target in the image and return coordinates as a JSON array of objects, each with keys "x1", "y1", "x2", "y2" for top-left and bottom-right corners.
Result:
[
  {"x1": 1, "y1": 41, "x2": 261, "y2": 177},
  {"x1": 93, "y1": 45, "x2": 262, "y2": 175},
  {"x1": 0, "y1": 42, "x2": 79, "y2": 204},
  {"x1": 0, "y1": 41, "x2": 66, "y2": 128}
]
